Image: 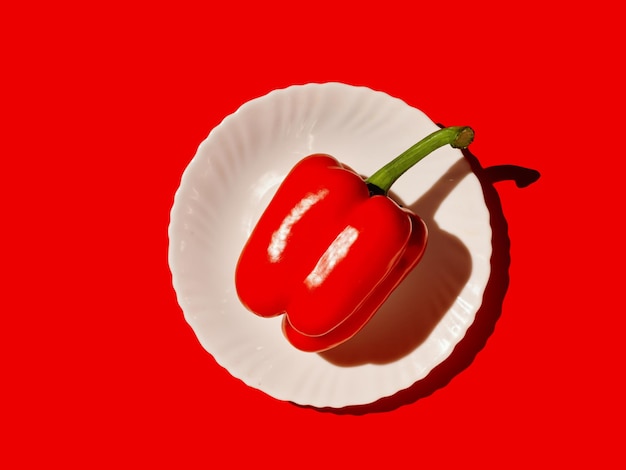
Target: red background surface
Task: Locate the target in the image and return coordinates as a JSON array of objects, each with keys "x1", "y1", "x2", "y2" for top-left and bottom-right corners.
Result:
[{"x1": 2, "y1": 1, "x2": 624, "y2": 467}]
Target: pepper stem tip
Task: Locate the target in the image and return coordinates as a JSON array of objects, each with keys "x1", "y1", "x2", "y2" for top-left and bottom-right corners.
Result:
[{"x1": 452, "y1": 126, "x2": 475, "y2": 149}]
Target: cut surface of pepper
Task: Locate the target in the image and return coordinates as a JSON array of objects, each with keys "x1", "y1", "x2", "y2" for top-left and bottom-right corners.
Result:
[{"x1": 235, "y1": 126, "x2": 474, "y2": 352}]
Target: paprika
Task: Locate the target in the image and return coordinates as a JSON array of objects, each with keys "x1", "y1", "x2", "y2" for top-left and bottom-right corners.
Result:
[{"x1": 235, "y1": 126, "x2": 474, "y2": 352}]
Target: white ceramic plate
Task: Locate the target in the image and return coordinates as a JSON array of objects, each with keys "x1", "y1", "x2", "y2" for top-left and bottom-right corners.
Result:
[{"x1": 168, "y1": 83, "x2": 491, "y2": 408}]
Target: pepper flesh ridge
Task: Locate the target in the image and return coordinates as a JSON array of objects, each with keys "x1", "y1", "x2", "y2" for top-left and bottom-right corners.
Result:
[
  {"x1": 283, "y1": 209, "x2": 427, "y2": 352},
  {"x1": 235, "y1": 154, "x2": 428, "y2": 353}
]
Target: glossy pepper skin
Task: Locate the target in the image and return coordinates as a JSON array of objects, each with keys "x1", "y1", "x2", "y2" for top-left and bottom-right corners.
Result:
[
  {"x1": 235, "y1": 154, "x2": 427, "y2": 352},
  {"x1": 235, "y1": 126, "x2": 474, "y2": 353}
]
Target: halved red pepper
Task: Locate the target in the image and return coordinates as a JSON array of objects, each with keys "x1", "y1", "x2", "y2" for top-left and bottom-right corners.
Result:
[{"x1": 235, "y1": 126, "x2": 474, "y2": 352}]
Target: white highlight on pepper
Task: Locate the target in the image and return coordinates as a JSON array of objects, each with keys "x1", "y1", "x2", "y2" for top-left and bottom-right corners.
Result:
[
  {"x1": 267, "y1": 189, "x2": 329, "y2": 262},
  {"x1": 305, "y1": 226, "x2": 359, "y2": 288}
]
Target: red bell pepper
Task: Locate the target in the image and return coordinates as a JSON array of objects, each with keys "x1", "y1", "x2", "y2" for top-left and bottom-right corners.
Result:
[{"x1": 235, "y1": 126, "x2": 474, "y2": 352}]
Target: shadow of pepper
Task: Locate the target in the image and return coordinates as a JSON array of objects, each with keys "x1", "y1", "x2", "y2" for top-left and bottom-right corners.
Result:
[
  {"x1": 309, "y1": 148, "x2": 540, "y2": 414},
  {"x1": 320, "y1": 157, "x2": 474, "y2": 366}
]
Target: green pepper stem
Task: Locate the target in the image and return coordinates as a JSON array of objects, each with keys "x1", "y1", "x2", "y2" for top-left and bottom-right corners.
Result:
[{"x1": 365, "y1": 126, "x2": 474, "y2": 196}]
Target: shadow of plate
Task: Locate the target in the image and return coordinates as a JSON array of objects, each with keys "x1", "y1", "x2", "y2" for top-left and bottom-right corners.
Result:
[{"x1": 303, "y1": 148, "x2": 540, "y2": 414}]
